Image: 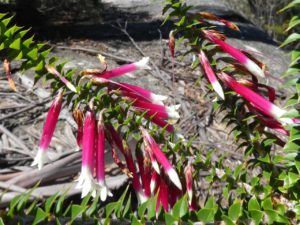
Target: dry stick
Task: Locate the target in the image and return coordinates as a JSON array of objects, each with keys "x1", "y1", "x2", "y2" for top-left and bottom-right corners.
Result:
[
  {"x1": 7, "y1": 152, "x2": 81, "y2": 187},
  {"x1": 0, "y1": 125, "x2": 33, "y2": 157},
  {"x1": 0, "y1": 172, "x2": 22, "y2": 181},
  {"x1": 0, "y1": 181, "x2": 42, "y2": 198},
  {"x1": 0, "y1": 97, "x2": 51, "y2": 122},
  {"x1": 54, "y1": 45, "x2": 135, "y2": 63}
]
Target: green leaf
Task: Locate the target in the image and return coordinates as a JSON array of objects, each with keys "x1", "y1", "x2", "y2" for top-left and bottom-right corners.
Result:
[
  {"x1": 105, "y1": 202, "x2": 117, "y2": 218},
  {"x1": 222, "y1": 215, "x2": 235, "y2": 225},
  {"x1": 279, "y1": 0, "x2": 300, "y2": 12},
  {"x1": 137, "y1": 201, "x2": 148, "y2": 219},
  {"x1": 9, "y1": 37, "x2": 21, "y2": 50},
  {"x1": 165, "y1": 213, "x2": 177, "y2": 225},
  {"x1": 27, "y1": 47, "x2": 38, "y2": 60},
  {"x1": 8, "y1": 195, "x2": 22, "y2": 216},
  {"x1": 147, "y1": 196, "x2": 157, "y2": 220},
  {"x1": 123, "y1": 193, "x2": 132, "y2": 217},
  {"x1": 86, "y1": 194, "x2": 99, "y2": 217},
  {"x1": 228, "y1": 202, "x2": 242, "y2": 221},
  {"x1": 0, "y1": 218, "x2": 4, "y2": 225},
  {"x1": 131, "y1": 215, "x2": 142, "y2": 225},
  {"x1": 283, "y1": 140, "x2": 300, "y2": 152},
  {"x1": 264, "y1": 209, "x2": 277, "y2": 224},
  {"x1": 287, "y1": 16, "x2": 300, "y2": 31},
  {"x1": 249, "y1": 210, "x2": 264, "y2": 225},
  {"x1": 262, "y1": 198, "x2": 273, "y2": 210},
  {"x1": 32, "y1": 208, "x2": 48, "y2": 225},
  {"x1": 70, "y1": 205, "x2": 84, "y2": 222},
  {"x1": 196, "y1": 208, "x2": 215, "y2": 222},
  {"x1": 45, "y1": 193, "x2": 59, "y2": 214},
  {"x1": 248, "y1": 197, "x2": 261, "y2": 211},
  {"x1": 55, "y1": 193, "x2": 65, "y2": 215},
  {"x1": 280, "y1": 33, "x2": 300, "y2": 48},
  {"x1": 115, "y1": 186, "x2": 129, "y2": 218},
  {"x1": 172, "y1": 195, "x2": 188, "y2": 219}
]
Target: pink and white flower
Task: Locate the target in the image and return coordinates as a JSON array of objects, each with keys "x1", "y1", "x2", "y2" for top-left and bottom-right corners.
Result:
[
  {"x1": 31, "y1": 90, "x2": 63, "y2": 170},
  {"x1": 107, "y1": 124, "x2": 147, "y2": 203},
  {"x1": 119, "y1": 82, "x2": 167, "y2": 105},
  {"x1": 96, "y1": 110, "x2": 112, "y2": 201},
  {"x1": 140, "y1": 127, "x2": 182, "y2": 190},
  {"x1": 76, "y1": 107, "x2": 97, "y2": 198},
  {"x1": 219, "y1": 72, "x2": 293, "y2": 124},
  {"x1": 199, "y1": 50, "x2": 225, "y2": 99},
  {"x1": 203, "y1": 30, "x2": 265, "y2": 78},
  {"x1": 185, "y1": 161, "x2": 193, "y2": 205},
  {"x1": 46, "y1": 65, "x2": 77, "y2": 93}
]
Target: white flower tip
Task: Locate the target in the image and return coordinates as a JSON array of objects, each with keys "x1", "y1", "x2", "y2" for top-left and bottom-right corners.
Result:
[
  {"x1": 137, "y1": 191, "x2": 148, "y2": 204},
  {"x1": 167, "y1": 105, "x2": 180, "y2": 120},
  {"x1": 76, "y1": 167, "x2": 96, "y2": 198},
  {"x1": 188, "y1": 190, "x2": 193, "y2": 205},
  {"x1": 31, "y1": 149, "x2": 50, "y2": 170},
  {"x1": 135, "y1": 57, "x2": 151, "y2": 70},
  {"x1": 212, "y1": 82, "x2": 225, "y2": 100},
  {"x1": 150, "y1": 180, "x2": 156, "y2": 194},
  {"x1": 168, "y1": 168, "x2": 182, "y2": 190},
  {"x1": 66, "y1": 82, "x2": 78, "y2": 93},
  {"x1": 245, "y1": 60, "x2": 265, "y2": 78},
  {"x1": 151, "y1": 94, "x2": 168, "y2": 105},
  {"x1": 152, "y1": 161, "x2": 161, "y2": 174}
]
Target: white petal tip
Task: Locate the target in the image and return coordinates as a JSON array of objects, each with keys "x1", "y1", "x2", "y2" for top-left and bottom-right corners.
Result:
[
  {"x1": 245, "y1": 60, "x2": 265, "y2": 78},
  {"x1": 150, "y1": 181, "x2": 156, "y2": 194},
  {"x1": 168, "y1": 168, "x2": 182, "y2": 190},
  {"x1": 31, "y1": 149, "x2": 50, "y2": 170},
  {"x1": 67, "y1": 83, "x2": 78, "y2": 93},
  {"x1": 135, "y1": 57, "x2": 151, "y2": 70},
  {"x1": 152, "y1": 162, "x2": 160, "y2": 174},
  {"x1": 137, "y1": 192, "x2": 148, "y2": 204},
  {"x1": 212, "y1": 82, "x2": 225, "y2": 100}
]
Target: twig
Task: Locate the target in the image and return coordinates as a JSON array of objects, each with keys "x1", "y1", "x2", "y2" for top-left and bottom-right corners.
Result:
[
  {"x1": 0, "y1": 97, "x2": 51, "y2": 122},
  {"x1": 0, "y1": 124, "x2": 33, "y2": 157},
  {"x1": 7, "y1": 152, "x2": 81, "y2": 187},
  {"x1": 0, "y1": 181, "x2": 41, "y2": 198},
  {"x1": 54, "y1": 45, "x2": 135, "y2": 63}
]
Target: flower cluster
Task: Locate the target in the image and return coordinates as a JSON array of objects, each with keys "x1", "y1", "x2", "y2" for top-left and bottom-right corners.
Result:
[
  {"x1": 30, "y1": 57, "x2": 192, "y2": 206},
  {"x1": 195, "y1": 25, "x2": 298, "y2": 137}
]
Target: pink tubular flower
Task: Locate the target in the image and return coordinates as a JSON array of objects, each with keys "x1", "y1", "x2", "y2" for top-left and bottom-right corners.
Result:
[
  {"x1": 72, "y1": 107, "x2": 84, "y2": 149},
  {"x1": 31, "y1": 89, "x2": 63, "y2": 170},
  {"x1": 76, "y1": 107, "x2": 97, "y2": 198},
  {"x1": 202, "y1": 30, "x2": 265, "y2": 78},
  {"x1": 96, "y1": 110, "x2": 112, "y2": 201},
  {"x1": 128, "y1": 98, "x2": 180, "y2": 123},
  {"x1": 150, "y1": 171, "x2": 160, "y2": 194},
  {"x1": 247, "y1": 105, "x2": 289, "y2": 135},
  {"x1": 199, "y1": 50, "x2": 225, "y2": 99},
  {"x1": 156, "y1": 175, "x2": 169, "y2": 212},
  {"x1": 185, "y1": 161, "x2": 193, "y2": 205},
  {"x1": 107, "y1": 124, "x2": 147, "y2": 203},
  {"x1": 219, "y1": 72, "x2": 293, "y2": 124},
  {"x1": 136, "y1": 149, "x2": 152, "y2": 197},
  {"x1": 85, "y1": 76, "x2": 176, "y2": 131},
  {"x1": 169, "y1": 184, "x2": 183, "y2": 208},
  {"x1": 99, "y1": 57, "x2": 150, "y2": 79},
  {"x1": 46, "y1": 65, "x2": 77, "y2": 93},
  {"x1": 119, "y1": 82, "x2": 167, "y2": 105},
  {"x1": 140, "y1": 127, "x2": 182, "y2": 190}
]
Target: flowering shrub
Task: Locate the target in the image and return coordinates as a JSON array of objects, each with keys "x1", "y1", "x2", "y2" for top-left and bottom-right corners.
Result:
[{"x1": 1, "y1": 0, "x2": 300, "y2": 224}]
